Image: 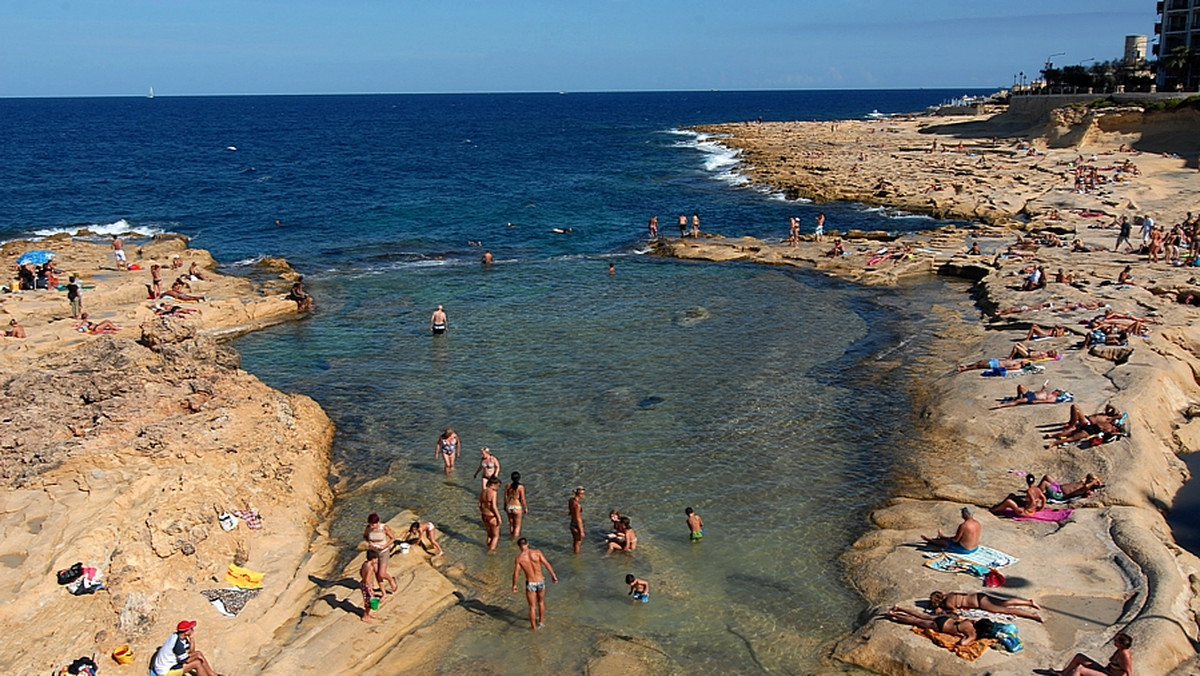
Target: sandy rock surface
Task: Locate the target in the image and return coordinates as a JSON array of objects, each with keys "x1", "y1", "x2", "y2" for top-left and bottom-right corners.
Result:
[
  {"x1": 657, "y1": 106, "x2": 1200, "y2": 674},
  {"x1": 0, "y1": 238, "x2": 458, "y2": 676}
]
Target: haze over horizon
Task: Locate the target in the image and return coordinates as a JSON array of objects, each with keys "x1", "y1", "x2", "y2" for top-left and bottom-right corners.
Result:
[{"x1": 1, "y1": 1, "x2": 1156, "y2": 98}]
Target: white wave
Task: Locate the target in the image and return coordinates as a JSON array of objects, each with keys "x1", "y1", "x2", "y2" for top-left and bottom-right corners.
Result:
[
  {"x1": 27, "y1": 218, "x2": 166, "y2": 240},
  {"x1": 228, "y1": 255, "x2": 266, "y2": 267}
]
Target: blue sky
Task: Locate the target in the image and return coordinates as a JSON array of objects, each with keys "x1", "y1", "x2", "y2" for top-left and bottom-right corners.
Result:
[{"x1": 0, "y1": 1, "x2": 1157, "y2": 96}]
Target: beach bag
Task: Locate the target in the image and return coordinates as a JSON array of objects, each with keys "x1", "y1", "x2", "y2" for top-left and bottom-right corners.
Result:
[
  {"x1": 983, "y1": 568, "x2": 1005, "y2": 588},
  {"x1": 66, "y1": 656, "x2": 97, "y2": 675},
  {"x1": 57, "y1": 562, "x2": 84, "y2": 586}
]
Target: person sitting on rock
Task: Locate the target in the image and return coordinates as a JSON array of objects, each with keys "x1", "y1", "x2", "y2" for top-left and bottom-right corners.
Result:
[
  {"x1": 288, "y1": 276, "x2": 313, "y2": 312},
  {"x1": 989, "y1": 473, "x2": 1046, "y2": 517},
  {"x1": 188, "y1": 261, "x2": 207, "y2": 281},
  {"x1": 1052, "y1": 631, "x2": 1132, "y2": 676},
  {"x1": 921, "y1": 506, "x2": 980, "y2": 555},
  {"x1": 150, "y1": 620, "x2": 223, "y2": 676},
  {"x1": 928, "y1": 590, "x2": 1043, "y2": 622}
]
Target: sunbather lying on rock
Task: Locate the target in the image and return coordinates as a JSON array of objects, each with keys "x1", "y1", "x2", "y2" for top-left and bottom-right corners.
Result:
[
  {"x1": 928, "y1": 591, "x2": 1043, "y2": 622},
  {"x1": 957, "y1": 356, "x2": 1049, "y2": 373},
  {"x1": 1038, "y1": 473, "x2": 1104, "y2": 501},
  {"x1": 1043, "y1": 404, "x2": 1124, "y2": 448},
  {"x1": 992, "y1": 383, "x2": 1071, "y2": 409},
  {"x1": 75, "y1": 313, "x2": 119, "y2": 334},
  {"x1": 1009, "y1": 344, "x2": 1060, "y2": 360},
  {"x1": 885, "y1": 606, "x2": 988, "y2": 646},
  {"x1": 1024, "y1": 324, "x2": 1068, "y2": 340},
  {"x1": 989, "y1": 473, "x2": 1046, "y2": 517}
]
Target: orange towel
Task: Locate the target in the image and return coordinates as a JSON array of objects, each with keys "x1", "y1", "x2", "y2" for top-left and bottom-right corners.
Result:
[{"x1": 911, "y1": 626, "x2": 995, "y2": 661}]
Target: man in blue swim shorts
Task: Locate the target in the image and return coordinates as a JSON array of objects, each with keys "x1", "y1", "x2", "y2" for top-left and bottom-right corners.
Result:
[
  {"x1": 512, "y1": 537, "x2": 558, "y2": 631},
  {"x1": 921, "y1": 506, "x2": 981, "y2": 555}
]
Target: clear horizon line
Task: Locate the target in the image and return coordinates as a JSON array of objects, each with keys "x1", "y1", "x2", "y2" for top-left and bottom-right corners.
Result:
[{"x1": 0, "y1": 85, "x2": 1006, "y2": 100}]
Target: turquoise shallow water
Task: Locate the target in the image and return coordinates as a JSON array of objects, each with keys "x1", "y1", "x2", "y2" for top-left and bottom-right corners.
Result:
[
  {"x1": 0, "y1": 89, "x2": 986, "y2": 673},
  {"x1": 233, "y1": 256, "x2": 947, "y2": 673}
]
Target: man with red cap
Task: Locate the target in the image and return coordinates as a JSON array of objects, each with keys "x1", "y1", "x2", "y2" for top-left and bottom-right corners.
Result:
[{"x1": 150, "y1": 619, "x2": 223, "y2": 676}]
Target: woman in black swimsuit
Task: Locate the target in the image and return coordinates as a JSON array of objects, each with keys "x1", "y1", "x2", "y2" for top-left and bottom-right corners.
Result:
[{"x1": 885, "y1": 606, "x2": 987, "y2": 646}]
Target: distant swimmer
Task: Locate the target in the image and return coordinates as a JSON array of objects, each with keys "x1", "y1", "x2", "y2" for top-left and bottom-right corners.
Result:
[
  {"x1": 608, "y1": 262, "x2": 615, "y2": 275},
  {"x1": 482, "y1": 250, "x2": 493, "y2": 266},
  {"x1": 431, "y1": 305, "x2": 447, "y2": 334},
  {"x1": 274, "y1": 219, "x2": 282, "y2": 227},
  {"x1": 467, "y1": 240, "x2": 482, "y2": 247},
  {"x1": 506, "y1": 222, "x2": 517, "y2": 228},
  {"x1": 551, "y1": 227, "x2": 574, "y2": 234}
]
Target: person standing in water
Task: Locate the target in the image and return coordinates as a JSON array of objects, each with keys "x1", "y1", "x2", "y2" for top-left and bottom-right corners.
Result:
[
  {"x1": 505, "y1": 471, "x2": 528, "y2": 539},
  {"x1": 481, "y1": 250, "x2": 493, "y2": 266},
  {"x1": 568, "y1": 487, "x2": 585, "y2": 554},
  {"x1": 435, "y1": 428, "x2": 459, "y2": 472},
  {"x1": 473, "y1": 446, "x2": 501, "y2": 490},
  {"x1": 430, "y1": 304, "x2": 447, "y2": 334},
  {"x1": 511, "y1": 537, "x2": 558, "y2": 630},
  {"x1": 625, "y1": 574, "x2": 650, "y2": 603},
  {"x1": 480, "y1": 477, "x2": 503, "y2": 552},
  {"x1": 685, "y1": 507, "x2": 704, "y2": 542}
]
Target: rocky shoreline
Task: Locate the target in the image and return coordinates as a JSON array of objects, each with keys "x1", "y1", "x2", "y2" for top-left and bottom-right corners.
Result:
[
  {"x1": 656, "y1": 106, "x2": 1200, "y2": 674},
  {"x1": 0, "y1": 236, "x2": 458, "y2": 675}
]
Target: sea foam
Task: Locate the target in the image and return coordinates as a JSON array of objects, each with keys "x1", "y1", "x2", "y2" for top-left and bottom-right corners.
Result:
[{"x1": 27, "y1": 218, "x2": 166, "y2": 241}]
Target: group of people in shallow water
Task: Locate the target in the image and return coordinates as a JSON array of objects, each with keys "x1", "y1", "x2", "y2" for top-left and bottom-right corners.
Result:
[{"x1": 363, "y1": 428, "x2": 707, "y2": 630}]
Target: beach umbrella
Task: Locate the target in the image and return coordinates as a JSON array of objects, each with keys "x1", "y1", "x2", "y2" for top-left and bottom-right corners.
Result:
[{"x1": 16, "y1": 250, "x2": 55, "y2": 266}]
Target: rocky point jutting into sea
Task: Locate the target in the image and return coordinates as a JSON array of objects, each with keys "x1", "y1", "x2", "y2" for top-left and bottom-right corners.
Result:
[
  {"x1": 0, "y1": 236, "x2": 458, "y2": 675},
  {"x1": 652, "y1": 95, "x2": 1200, "y2": 674}
]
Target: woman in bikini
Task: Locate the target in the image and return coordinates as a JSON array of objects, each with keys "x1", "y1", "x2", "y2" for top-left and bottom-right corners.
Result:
[
  {"x1": 435, "y1": 428, "x2": 459, "y2": 472},
  {"x1": 473, "y1": 446, "x2": 500, "y2": 490},
  {"x1": 929, "y1": 590, "x2": 1043, "y2": 622},
  {"x1": 885, "y1": 606, "x2": 984, "y2": 646},
  {"x1": 403, "y1": 520, "x2": 444, "y2": 557},
  {"x1": 1053, "y1": 631, "x2": 1132, "y2": 676},
  {"x1": 504, "y1": 471, "x2": 528, "y2": 539},
  {"x1": 479, "y1": 477, "x2": 502, "y2": 552}
]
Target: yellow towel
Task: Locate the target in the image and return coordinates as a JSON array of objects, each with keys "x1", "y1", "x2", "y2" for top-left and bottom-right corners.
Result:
[{"x1": 225, "y1": 563, "x2": 264, "y2": 589}]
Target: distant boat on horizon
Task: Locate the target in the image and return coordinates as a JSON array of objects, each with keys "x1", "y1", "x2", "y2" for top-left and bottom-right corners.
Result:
[{"x1": 148, "y1": 86, "x2": 154, "y2": 99}]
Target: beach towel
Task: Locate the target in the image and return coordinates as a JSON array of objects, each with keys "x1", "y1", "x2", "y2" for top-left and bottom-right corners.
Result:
[
  {"x1": 1008, "y1": 508, "x2": 1074, "y2": 522},
  {"x1": 924, "y1": 545, "x2": 1018, "y2": 571},
  {"x1": 201, "y1": 588, "x2": 261, "y2": 616},
  {"x1": 225, "y1": 563, "x2": 264, "y2": 589},
  {"x1": 231, "y1": 508, "x2": 262, "y2": 529},
  {"x1": 910, "y1": 626, "x2": 995, "y2": 661}
]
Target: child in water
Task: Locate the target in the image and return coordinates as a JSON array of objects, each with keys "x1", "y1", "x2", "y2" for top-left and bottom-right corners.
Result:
[
  {"x1": 685, "y1": 507, "x2": 704, "y2": 542},
  {"x1": 626, "y1": 574, "x2": 650, "y2": 603}
]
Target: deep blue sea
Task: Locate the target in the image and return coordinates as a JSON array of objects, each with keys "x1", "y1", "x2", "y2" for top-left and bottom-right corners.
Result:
[{"x1": 0, "y1": 90, "x2": 990, "y2": 674}]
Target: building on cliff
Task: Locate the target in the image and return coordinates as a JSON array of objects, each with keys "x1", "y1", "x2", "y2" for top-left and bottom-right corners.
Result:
[{"x1": 1154, "y1": 0, "x2": 1200, "y2": 90}]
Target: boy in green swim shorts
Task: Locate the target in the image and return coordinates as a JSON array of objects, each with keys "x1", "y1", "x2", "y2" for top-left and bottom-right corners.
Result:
[{"x1": 685, "y1": 507, "x2": 704, "y2": 542}]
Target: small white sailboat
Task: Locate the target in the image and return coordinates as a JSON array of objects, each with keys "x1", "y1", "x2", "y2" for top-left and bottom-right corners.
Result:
[{"x1": 148, "y1": 86, "x2": 154, "y2": 99}]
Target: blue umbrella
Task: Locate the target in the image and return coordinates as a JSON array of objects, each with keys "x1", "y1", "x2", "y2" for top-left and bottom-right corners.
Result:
[{"x1": 16, "y1": 250, "x2": 55, "y2": 266}]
